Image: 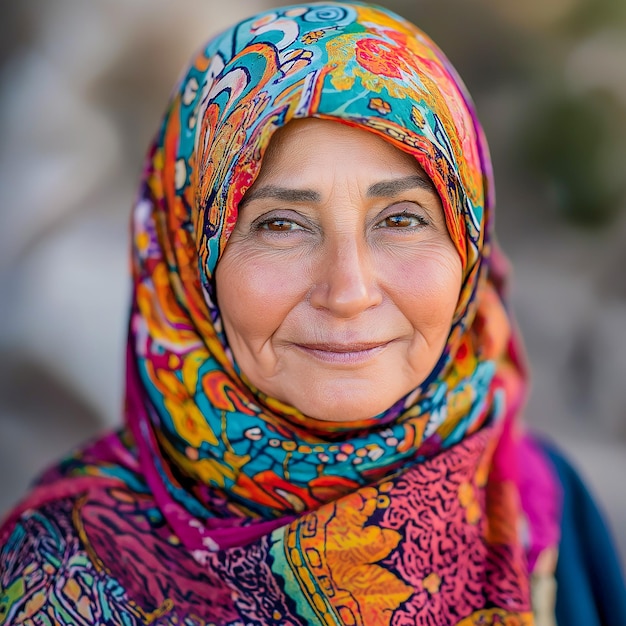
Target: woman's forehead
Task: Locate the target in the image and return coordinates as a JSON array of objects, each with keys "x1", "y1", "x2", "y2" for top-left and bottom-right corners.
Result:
[
  {"x1": 256, "y1": 118, "x2": 429, "y2": 178},
  {"x1": 240, "y1": 119, "x2": 440, "y2": 212}
]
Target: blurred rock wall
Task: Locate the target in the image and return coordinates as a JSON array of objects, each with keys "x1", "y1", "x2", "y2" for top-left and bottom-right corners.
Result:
[{"x1": 1, "y1": 0, "x2": 625, "y2": 563}]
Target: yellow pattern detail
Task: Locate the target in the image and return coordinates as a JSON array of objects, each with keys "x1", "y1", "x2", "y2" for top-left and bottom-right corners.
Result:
[{"x1": 286, "y1": 486, "x2": 413, "y2": 626}]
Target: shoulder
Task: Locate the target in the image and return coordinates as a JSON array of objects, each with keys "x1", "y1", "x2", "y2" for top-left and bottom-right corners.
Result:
[
  {"x1": 0, "y1": 499, "x2": 139, "y2": 625},
  {"x1": 539, "y1": 440, "x2": 626, "y2": 625},
  {"x1": 0, "y1": 431, "x2": 152, "y2": 626}
]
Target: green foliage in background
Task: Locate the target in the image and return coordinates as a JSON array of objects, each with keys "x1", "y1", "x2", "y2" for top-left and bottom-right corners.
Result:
[{"x1": 520, "y1": 93, "x2": 626, "y2": 227}]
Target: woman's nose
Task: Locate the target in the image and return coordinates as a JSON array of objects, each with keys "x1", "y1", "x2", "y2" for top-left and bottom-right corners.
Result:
[{"x1": 309, "y1": 238, "x2": 382, "y2": 317}]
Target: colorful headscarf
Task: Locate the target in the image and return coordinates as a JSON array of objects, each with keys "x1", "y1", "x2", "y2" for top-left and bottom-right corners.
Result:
[{"x1": 1, "y1": 4, "x2": 560, "y2": 625}]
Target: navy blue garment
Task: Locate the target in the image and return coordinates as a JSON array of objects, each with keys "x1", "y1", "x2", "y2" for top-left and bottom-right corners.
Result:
[{"x1": 542, "y1": 442, "x2": 626, "y2": 625}]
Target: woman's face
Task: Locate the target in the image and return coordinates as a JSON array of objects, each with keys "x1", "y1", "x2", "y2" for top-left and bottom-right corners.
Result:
[{"x1": 215, "y1": 119, "x2": 462, "y2": 422}]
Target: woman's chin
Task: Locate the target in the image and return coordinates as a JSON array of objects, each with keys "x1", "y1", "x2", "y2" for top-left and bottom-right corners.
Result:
[
  {"x1": 257, "y1": 365, "x2": 423, "y2": 424},
  {"x1": 287, "y1": 388, "x2": 405, "y2": 424}
]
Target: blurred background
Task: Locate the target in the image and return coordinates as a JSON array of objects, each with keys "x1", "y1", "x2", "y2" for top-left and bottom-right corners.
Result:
[{"x1": 0, "y1": 0, "x2": 624, "y2": 564}]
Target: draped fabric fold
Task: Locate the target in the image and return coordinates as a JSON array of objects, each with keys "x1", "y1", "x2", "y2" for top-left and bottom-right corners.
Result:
[{"x1": 0, "y1": 4, "x2": 560, "y2": 625}]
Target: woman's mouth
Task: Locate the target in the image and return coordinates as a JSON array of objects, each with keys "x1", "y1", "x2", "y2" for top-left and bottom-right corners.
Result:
[{"x1": 294, "y1": 341, "x2": 391, "y2": 365}]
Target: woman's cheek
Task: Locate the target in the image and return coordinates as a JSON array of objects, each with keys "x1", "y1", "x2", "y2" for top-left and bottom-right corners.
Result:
[
  {"x1": 382, "y1": 244, "x2": 462, "y2": 312},
  {"x1": 217, "y1": 248, "x2": 310, "y2": 339}
]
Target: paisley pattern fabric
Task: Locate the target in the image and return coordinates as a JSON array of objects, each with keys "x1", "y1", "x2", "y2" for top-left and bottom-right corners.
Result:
[{"x1": 0, "y1": 3, "x2": 560, "y2": 625}]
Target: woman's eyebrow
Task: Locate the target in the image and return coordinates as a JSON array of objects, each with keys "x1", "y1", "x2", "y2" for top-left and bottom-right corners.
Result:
[
  {"x1": 367, "y1": 174, "x2": 435, "y2": 197},
  {"x1": 240, "y1": 185, "x2": 321, "y2": 207},
  {"x1": 240, "y1": 174, "x2": 434, "y2": 208}
]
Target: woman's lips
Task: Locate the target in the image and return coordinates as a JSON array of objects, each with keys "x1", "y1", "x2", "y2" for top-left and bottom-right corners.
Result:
[{"x1": 294, "y1": 341, "x2": 391, "y2": 365}]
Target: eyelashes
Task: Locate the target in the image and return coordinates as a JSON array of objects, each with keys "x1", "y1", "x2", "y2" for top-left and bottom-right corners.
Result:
[
  {"x1": 254, "y1": 217, "x2": 307, "y2": 233},
  {"x1": 375, "y1": 211, "x2": 429, "y2": 229}
]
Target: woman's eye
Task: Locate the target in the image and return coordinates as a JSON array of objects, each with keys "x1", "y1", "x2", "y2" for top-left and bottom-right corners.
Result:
[
  {"x1": 258, "y1": 218, "x2": 303, "y2": 232},
  {"x1": 379, "y1": 213, "x2": 426, "y2": 228}
]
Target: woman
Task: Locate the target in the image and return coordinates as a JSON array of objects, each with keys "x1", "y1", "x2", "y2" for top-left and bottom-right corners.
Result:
[{"x1": 1, "y1": 3, "x2": 624, "y2": 625}]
